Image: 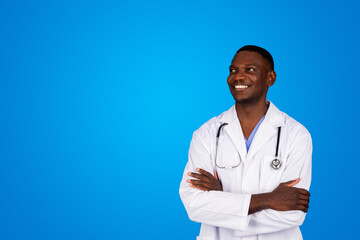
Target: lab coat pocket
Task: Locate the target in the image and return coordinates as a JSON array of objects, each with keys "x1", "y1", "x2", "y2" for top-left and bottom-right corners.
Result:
[{"x1": 260, "y1": 156, "x2": 286, "y2": 191}]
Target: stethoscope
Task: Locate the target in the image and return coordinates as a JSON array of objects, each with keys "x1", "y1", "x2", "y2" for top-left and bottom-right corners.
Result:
[{"x1": 215, "y1": 123, "x2": 282, "y2": 170}]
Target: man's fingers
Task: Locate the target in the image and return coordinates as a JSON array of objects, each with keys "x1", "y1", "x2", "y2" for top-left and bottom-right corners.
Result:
[
  {"x1": 189, "y1": 183, "x2": 210, "y2": 191},
  {"x1": 298, "y1": 194, "x2": 310, "y2": 201},
  {"x1": 196, "y1": 168, "x2": 214, "y2": 178},
  {"x1": 187, "y1": 179, "x2": 212, "y2": 189},
  {"x1": 187, "y1": 169, "x2": 216, "y2": 182},
  {"x1": 297, "y1": 204, "x2": 309, "y2": 212},
  {"x1": 214, "y1": 171, "x2": 219, "y2": 180},
  {"x1": 296, "y1": 188, "x2": 311, "y2": 197},
  {"x1": 282, "y1": 178, "x2": 301, "y2": 187},
  {"x1": 187, "y1": 172, "x2": 212, "y2": 183},
  {"x1": 297, "y1": 199, "x2": 309, "y2": 206}
]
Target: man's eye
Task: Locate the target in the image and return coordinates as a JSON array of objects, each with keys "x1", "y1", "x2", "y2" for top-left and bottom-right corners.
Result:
[
  {"x1": 247, "y1": 68, "x2": 255, "y2": 72},
  {"x1": 230, "y1": 69, "x2": 236, "y2": 73}
]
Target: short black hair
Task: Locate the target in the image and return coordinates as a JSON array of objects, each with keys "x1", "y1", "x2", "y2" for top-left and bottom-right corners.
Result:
[{"x1": 236, "y1": 45, "x2": 274, "y2": 70}]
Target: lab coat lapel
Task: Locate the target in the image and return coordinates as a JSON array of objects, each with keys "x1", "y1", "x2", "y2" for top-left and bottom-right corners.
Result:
[
  {"x1": 246, "y1": 122, "x2": 276, "y2": 160},
  {"x1": 224, "y1": 120, "x2": 248, "y2": 163},
  {"x1": 246, "y1": 102, "x2": 285, "y2": 160},
  {"x1": 219, "y1": 106, "x2": 248, "y2": 163}
]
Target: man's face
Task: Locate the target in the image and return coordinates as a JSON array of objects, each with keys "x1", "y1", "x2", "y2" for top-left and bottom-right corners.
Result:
[{"x1": 227, "y1": 51, "x2": 276, "y2": 105}]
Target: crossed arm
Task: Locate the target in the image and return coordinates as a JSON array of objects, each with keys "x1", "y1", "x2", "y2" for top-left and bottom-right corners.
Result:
[
  {"x1": 180, "y1": 127, "x2": 312, "y2": 234},
  {"x1": 187, "y1": 168, "x2": 310, "y2": 215}
]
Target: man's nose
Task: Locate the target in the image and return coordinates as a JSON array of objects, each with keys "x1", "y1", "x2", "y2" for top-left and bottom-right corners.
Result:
[{"x1": 233, "y1": 71, "x2": 246, "y2": 80}]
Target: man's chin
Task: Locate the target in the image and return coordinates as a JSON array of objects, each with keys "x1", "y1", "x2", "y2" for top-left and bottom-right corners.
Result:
[
  {"x1": 234, "y1": 96, "x2": 260, "y2": 105},
  {"x1": 232, "y1": 92, "x2": 267, "y2": 106},
  {"x1": 234, "y1": 97, "x2": 253, "y2": 104}
]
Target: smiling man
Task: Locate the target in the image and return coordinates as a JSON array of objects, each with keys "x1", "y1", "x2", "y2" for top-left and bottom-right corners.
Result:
[{"x1": 179, "y1": 45, "x2": 312, "y2": 240}]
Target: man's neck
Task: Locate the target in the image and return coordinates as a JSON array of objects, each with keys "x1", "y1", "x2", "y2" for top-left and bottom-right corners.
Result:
[{"x1": 235, "y1": 100, "x2": 269, "y2": 138}]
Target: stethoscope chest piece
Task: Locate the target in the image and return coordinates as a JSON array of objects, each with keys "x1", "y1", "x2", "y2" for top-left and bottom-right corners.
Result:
[{"x1": 271, "y1": 158, "x2": 282, "y2": 170}]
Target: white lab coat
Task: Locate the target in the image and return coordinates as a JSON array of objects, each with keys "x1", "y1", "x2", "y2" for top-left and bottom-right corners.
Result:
[{"x1": 179, "y1": 101, "x2": 312, "y2": 240}]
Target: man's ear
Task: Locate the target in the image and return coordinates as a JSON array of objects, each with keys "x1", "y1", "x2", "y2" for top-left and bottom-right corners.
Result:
[{"x1": 267, "y1": 70, "x2": 276, "y2": 87}]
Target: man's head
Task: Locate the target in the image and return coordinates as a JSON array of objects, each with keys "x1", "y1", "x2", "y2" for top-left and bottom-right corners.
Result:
[
  {"x1": 227, "y1": 45, "x2": 276, "y2": 105},
  {"x1": 236, "y1": 45, "x2": 274, "y2": 71}
]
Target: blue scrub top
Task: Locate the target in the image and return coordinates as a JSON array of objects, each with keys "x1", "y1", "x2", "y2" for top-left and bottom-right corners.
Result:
[{"x1": 244, "y1": 115, "x2": 265, "y2": 152}]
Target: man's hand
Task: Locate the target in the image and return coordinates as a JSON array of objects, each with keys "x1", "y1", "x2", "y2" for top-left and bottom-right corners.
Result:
[
  {"x1": 267, "y1": 178, "x2": 310, "y2": 212},
  {"x1": 187, "y1": 168, "x2": 222, "y2": 191},
  {"x1": 249, "y1": 178, "x2": 311, "y2": 214}
]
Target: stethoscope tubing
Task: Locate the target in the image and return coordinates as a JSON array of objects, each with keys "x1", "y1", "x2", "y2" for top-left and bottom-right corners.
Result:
[
  {"x1": 275, "y1": 126, "x2": 281, "y2": 158},
  {"x1": 215, "y1": 123, "x2": 282, "y2": 169}
]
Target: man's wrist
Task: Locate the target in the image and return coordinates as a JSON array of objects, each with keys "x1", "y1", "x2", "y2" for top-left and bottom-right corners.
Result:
[{"x1": 249, "y1": 192, "x2": 272, "y2": 215}]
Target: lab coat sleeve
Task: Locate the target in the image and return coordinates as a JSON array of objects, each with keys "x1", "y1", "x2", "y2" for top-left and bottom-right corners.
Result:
[
  {"x1": 179, "y1": 130, "x2": 252, "y2": 231},
  {"x1": 235, "y1": 126, "x2": 312, "y2": 237}
]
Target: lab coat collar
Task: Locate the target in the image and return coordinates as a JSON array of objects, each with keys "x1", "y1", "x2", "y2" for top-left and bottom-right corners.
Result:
[
  {"x1": 219, "y1": 101, "x2": 284, "y2": 127},
  {"x1": 218, "y1": 101, "x2": 285, "y2": 162}
]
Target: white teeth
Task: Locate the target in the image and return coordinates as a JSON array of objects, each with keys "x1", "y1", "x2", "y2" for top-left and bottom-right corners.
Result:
[{"x1": 235, "y1": 85, "x2": 248, "y2": 89}]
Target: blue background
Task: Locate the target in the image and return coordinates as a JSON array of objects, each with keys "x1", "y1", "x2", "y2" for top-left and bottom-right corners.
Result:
[{"x1": 1, "y1": 0, "x2": 359, "y2": 239}]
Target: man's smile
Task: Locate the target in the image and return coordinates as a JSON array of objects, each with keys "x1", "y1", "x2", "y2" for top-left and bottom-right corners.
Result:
[{"x1": 233, "y1": 84, "x2": 250, "y2": 92}]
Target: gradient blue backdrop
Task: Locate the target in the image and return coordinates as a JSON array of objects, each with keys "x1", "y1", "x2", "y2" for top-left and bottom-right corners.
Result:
[{"x1": 1, "y1": 0, "x2": 359, "y2": 239}]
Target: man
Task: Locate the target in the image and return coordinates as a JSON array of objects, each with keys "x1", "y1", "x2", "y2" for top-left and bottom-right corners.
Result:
[{"x1": 179, "y1": 45, "x2": 312, "y2": 240}]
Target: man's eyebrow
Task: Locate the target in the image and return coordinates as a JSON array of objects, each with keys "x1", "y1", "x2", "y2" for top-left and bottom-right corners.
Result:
[{"x1": 229, "y1": 64, "x2": 258, "y2": 68}]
